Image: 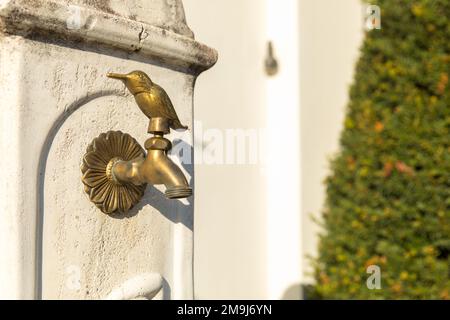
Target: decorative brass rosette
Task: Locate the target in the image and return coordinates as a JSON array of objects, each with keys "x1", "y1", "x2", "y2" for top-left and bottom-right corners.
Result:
[{"x1": 81, "y1": 131, "x2": 147, "y2": 214}]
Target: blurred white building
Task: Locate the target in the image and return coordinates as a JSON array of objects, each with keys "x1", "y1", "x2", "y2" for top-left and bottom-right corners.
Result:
[{"x1": 184, "y1": 0, "x2": 365, "y2": 299}]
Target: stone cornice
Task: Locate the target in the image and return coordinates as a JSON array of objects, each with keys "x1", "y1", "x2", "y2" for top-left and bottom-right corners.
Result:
[{"x1": 0, "y1": 0, "x2": 217, "y2": 74}]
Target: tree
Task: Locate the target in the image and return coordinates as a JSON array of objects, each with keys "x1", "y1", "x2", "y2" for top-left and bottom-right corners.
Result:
[{"x1": 314, "y1": 0, "x2": 450, "y2": 299}]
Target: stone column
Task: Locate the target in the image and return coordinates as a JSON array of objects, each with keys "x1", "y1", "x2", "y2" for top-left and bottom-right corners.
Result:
[{"x1": 0, "y1": 0, "x2": 216, "y2": 299}]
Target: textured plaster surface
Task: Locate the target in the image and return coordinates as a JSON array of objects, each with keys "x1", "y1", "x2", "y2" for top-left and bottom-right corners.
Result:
[
  {"x1": 0, "y1": 8, "x2": 206, "y2": 297},
  {"x1": 73, "y1": 0, "x2": 194, "y2": 37},
  {"x1": 0, "y1": 0, "x2": 217, "y2": 74},
  {"x1": 1, "y1": 0, "x2": 194, "y2": 38}
]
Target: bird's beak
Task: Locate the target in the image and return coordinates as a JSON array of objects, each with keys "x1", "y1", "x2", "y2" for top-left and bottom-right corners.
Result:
[{"x1": 107, "y1": 72, "x2": 129, "y2": 80}]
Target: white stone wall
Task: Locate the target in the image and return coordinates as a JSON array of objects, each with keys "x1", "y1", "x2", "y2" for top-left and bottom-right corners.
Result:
[{"x1": 0, "y1": 0, "x2": 216, "y2": 299}]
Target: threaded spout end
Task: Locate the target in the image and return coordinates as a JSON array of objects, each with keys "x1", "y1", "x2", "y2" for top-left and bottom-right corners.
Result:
[{"x1": 165, "y1": 186, "x2": 192, "y2": 199}]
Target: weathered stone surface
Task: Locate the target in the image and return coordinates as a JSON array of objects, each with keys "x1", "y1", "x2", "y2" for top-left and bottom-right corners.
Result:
[
  {"x1": 1, "y1": 0, "x2": 194, "y2": 37},
  {"x1": 0, "y1": 0, "x2": 216, "y2": 299},
  {"x1": 0, "y1": 0, "x2": 217, "y2": 74}
]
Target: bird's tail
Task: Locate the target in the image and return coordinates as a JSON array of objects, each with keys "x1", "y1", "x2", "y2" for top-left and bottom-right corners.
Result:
[{"x1": 172, "y1": 119, "x2": 188, "y2": 130}]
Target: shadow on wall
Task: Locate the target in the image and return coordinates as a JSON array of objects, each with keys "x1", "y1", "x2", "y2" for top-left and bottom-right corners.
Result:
[
  {"x1": 109, "y1": 183, "x2": 193, "y2": 232},
  {"x1": 162, "y1": 277, "x2": 171, "y2": 300},
  {"x1": 281, "y1": 283, "x2": 322, "y2": 300},
  {"x1": 281, "y1": 283, "x2": 302, "y2": 300}
]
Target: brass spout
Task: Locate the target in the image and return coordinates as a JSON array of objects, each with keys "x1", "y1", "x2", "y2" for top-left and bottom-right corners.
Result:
[
  {"x1": 111, "y1": 150, "x2": 192, "y2": 199},
  {"x1": 110, "y1": 121, "x2": 192, "y2": 199}
]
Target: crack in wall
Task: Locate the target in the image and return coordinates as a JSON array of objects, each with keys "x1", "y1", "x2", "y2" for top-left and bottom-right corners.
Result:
[{"x1": 135, "y1": 24, "x2": 149, "y2": 52}]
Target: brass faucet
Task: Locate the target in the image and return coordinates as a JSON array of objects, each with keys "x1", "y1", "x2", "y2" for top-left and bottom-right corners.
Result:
[
  {"x1": 81, "y1": 71, "x2": 191, "y2": 214},
  {"x1": 109, "y1": 117, "x2": 192, "y2": 199}
]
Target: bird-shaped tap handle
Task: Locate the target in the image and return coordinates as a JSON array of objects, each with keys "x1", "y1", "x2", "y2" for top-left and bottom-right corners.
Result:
[{"x1": 107, "y1": 71, "x2": 188, "y2": 132}]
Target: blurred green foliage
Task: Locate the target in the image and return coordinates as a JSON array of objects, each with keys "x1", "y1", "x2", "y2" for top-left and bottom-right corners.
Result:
[{"x1": 313, "y1": 0, "x2": 450, "y2": 299}]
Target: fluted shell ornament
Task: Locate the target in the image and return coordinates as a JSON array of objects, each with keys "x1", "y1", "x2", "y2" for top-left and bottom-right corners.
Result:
[{"x1": 81, "y1": 131, "x2": 146, "y2": 214}]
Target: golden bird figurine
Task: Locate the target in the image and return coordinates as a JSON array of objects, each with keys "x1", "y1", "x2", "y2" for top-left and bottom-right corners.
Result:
[{"x1": 107, "y1": 70, "x2": 188, "y2": 130}]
